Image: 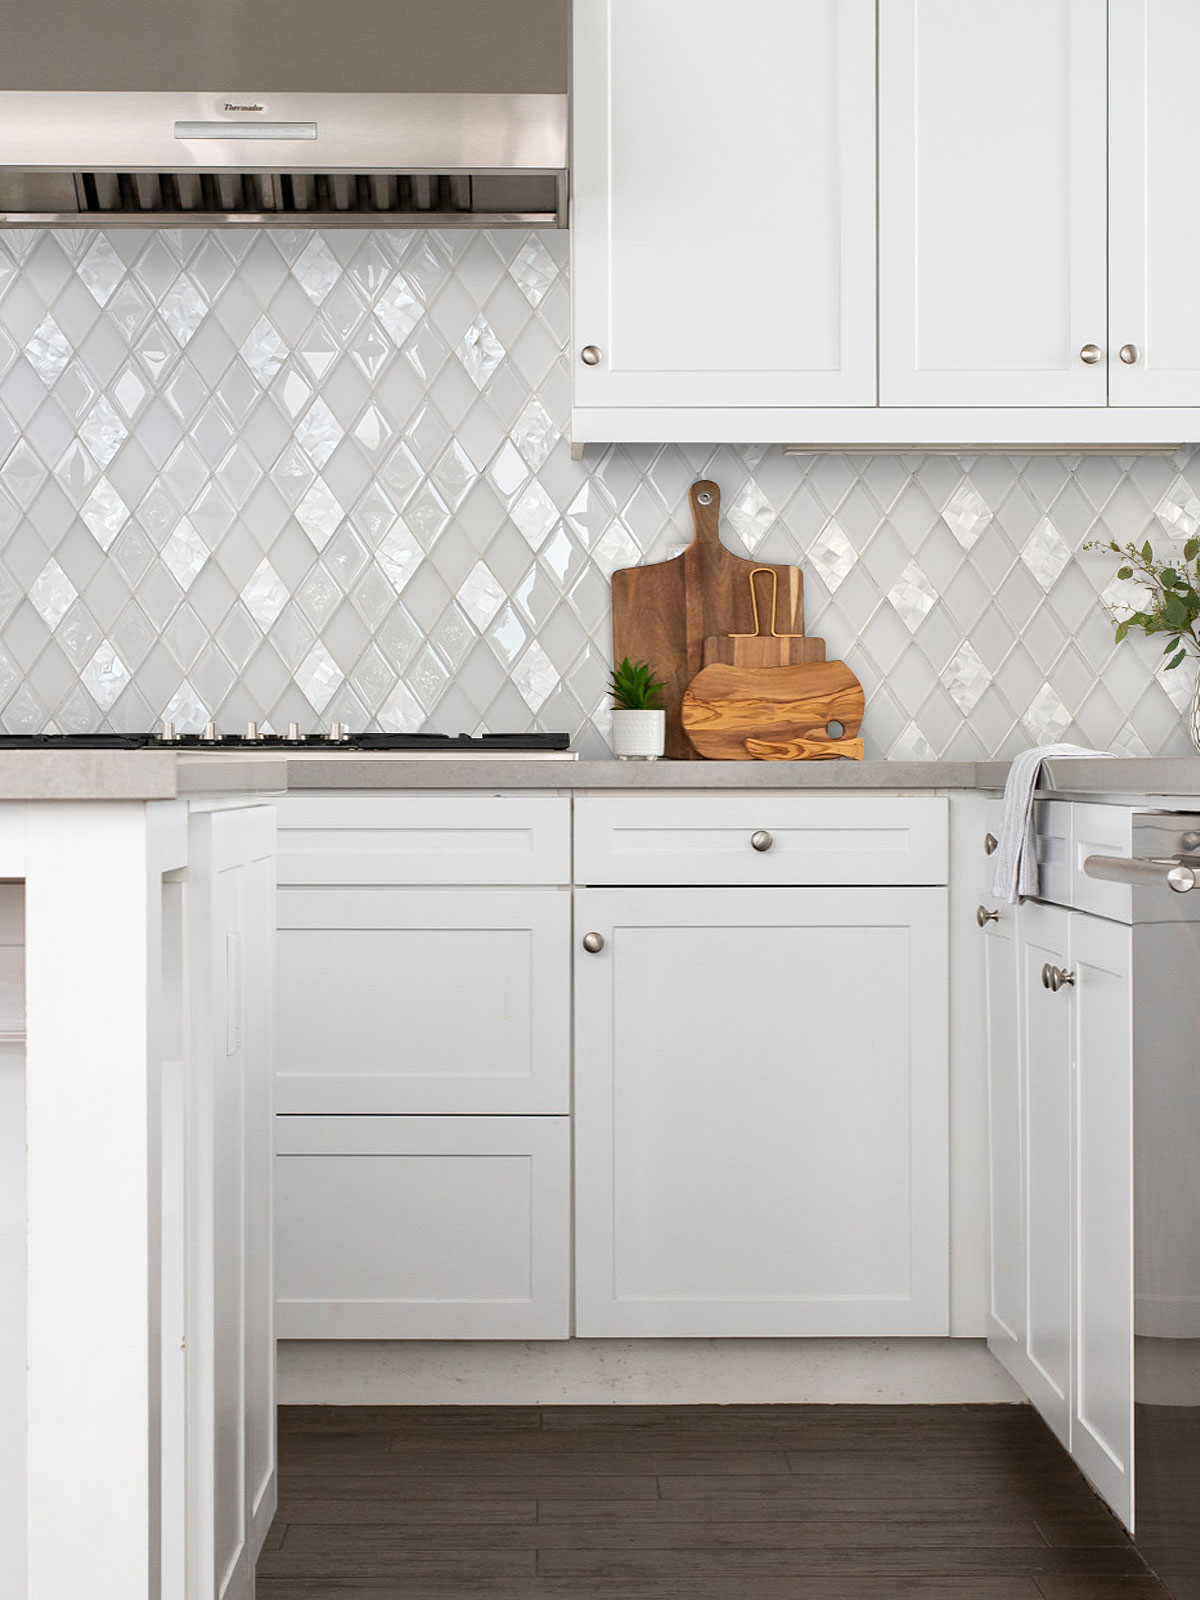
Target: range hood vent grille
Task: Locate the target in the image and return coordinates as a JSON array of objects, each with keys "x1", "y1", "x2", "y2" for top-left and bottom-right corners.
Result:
[{"x1": 0, "y1": 168, "x2": 563, "y2": 227}]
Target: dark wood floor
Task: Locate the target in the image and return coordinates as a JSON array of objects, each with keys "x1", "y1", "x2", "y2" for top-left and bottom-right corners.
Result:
[{"x1": 259, "y1": 1403, "x2": 1172, "y2": 1599}]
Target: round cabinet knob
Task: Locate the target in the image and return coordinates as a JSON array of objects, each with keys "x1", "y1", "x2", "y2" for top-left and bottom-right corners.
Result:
[
  {"x1": 1041, "y1": 963, "x2": 1055, "y2": 990},
  {"x1": 1119, "y1": 343, "x2": 1140, "y2": 365},
  {"x1": 581, "y1": 931, "x2": 606, "y2": 954},
  {"x1": 750, "y1": 830, "x2": 773, "y2": 853},
  {"x1": 1044, "y1": 965, "x2": 1076, "y2": 992},
  {"x1": 1079, "y1": 343, "x2": 1104, "y2": 365},
  {"x1": 580, "y1": 345, "x2": 603, "y2": 366},
  {"x1": 976, "y1": 905, "x2": 999, "y2": 927},
  {"x1": 984, "y1": 832, "x2": 999, "y2": 856}
]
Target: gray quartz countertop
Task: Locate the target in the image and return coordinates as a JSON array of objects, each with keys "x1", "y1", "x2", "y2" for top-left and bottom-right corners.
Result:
[{"x1": 3, "y1": 750, "x2": 1200, "y2": 801}]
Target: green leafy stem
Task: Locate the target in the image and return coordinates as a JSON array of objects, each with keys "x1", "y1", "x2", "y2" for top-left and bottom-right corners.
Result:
[{"x1": 1084, "y1": 535, "x2": 1200, "y2": 670}]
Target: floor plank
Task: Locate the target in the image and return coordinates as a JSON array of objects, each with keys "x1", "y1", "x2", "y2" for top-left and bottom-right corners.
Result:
[{"x1": 258, "y1": 1403, "x2": 1172, "y2": 1600}]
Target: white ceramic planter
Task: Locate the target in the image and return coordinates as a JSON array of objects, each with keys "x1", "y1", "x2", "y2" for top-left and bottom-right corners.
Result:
[{"x1": 611, "y1": 708, "x2": 665, "y2": 760}]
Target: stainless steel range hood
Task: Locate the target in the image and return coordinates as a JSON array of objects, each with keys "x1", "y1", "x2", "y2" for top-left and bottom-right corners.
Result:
[{"x1": 0, "y1": 0, "x2": 568, "y2": 227}]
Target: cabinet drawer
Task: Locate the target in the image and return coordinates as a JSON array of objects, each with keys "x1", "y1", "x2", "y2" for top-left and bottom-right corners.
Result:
[
  {"x1": 275, "y1": 887, "x2": 570, "y2": 1114},
  {"x1": 276, "y1": 794, "x2": 570, "y2": 886},
  {"x1": 575, "y1": 795, "x2": 948, "y2": 886},
  {"x1": 275, "y1": 1116, "x2": 570, "y2": 1339}
]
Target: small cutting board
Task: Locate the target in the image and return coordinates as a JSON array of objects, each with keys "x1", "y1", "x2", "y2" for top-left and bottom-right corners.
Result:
[
  {"x1": 611, "y1": 481, "x2": 807, "y2": 760},
  {"x1": 681, "y1": 660, "x2": 865, "y2": 761}
]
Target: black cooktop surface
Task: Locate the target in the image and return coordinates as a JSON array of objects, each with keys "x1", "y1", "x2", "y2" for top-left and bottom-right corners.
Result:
[{"x1": 0, "y1": 731, "x2": 571, "y2": 752}]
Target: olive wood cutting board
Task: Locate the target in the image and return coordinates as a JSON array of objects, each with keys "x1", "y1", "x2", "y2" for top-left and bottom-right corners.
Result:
[
  {"x1": 681, "y1": 660, "x2": 866, "y2": 761},
  {"x1": 611, "y1": 481, "x2": 808, "y2": 760}
]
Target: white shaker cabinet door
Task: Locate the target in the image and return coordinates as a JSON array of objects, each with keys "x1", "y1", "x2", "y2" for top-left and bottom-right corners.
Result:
[
  {"x1": 574, "y1": 887, "x2": 949, "y2": 1337},
  {"x1": 1109, "y1": 0, "x2": 1200, "y2": 405},
  {"x1": 1071, "y1": 911, "x2": 1133, "y2": 1531},
  {"x1": 879, "y1": 0, "x2": 1108, "y2": 406},
  {"x1": 981, "y1": 899, "x2": 1025, "y2": 1367},
  {"x1": 1018, "y1": 899, "x2": 1074, "y2": 1451},
  {"x1": 571, "y1": 0, "x2": 877, "y2": 409}
]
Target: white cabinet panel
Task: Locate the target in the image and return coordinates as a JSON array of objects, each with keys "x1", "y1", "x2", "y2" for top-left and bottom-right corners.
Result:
[
  {"x1": 574, "y1": 886, "x2": 949, "y2": 1337},
  {"x1": 275, "y1": 1116, "x2": 570, "y2": 1339},
  {"x1": 982, "y1": 903, "x2": 1023, "y2": 1357},
  {"x1": 1020, "y1": 899, "x2": 1074, "y2": 1449},
  {"x1": 575, "y1": 795, "x2": 949, "y2": 887},
  {"x1": 1072, "y1": 912, "x2": 1134, "y2": 1530},
  {"x1": 880, "y1": 0, "x2": 1108, "y2": 406},
  {"x1": 276, "y1": 794, "x2": 570, "y2": 886},
  {"x1": 276, "y1": 888, "x2": 570, "y2": 1114},
  {"x1": 572, "y1": 0, "x2": 876, "y2": 410},
  {"x1": 1110, "y1": 0, "x2": 1200, "y2": 405}
]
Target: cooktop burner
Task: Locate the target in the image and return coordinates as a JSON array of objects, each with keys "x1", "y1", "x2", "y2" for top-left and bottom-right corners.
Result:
[{"x1": 0, "y1": 729, "x2": 572, "y2": 753}]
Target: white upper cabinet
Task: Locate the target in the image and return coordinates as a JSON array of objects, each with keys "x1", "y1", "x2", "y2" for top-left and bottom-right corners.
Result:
[
  {"x1": 571, "y1": 0, "x2": 877, "y2": 411},
  {"x1": 879, "y1": 0, "x2": 1108, "y2": 407},
  {"x1": 1108, "y1": 0, "x2": 1200, "y2": 405}
]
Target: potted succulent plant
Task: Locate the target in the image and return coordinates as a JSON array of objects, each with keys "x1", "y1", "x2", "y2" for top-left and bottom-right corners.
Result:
[{"x1": 609, "y1": 657, "x2": 667, "y2": 759}]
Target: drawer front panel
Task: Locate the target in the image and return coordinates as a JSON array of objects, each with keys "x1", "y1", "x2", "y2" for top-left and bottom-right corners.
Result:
[
  {"x1": 1069, "y1": 802, "x2": 1134, "y2": 922},
  {"x1": 276, "y1": 795, "x2": 570, "y2": 885},
  {"x1": 276, "y1": 888, "x2": 570, "y2": 1114},
  {"x1": 1032, "y1": 800, "x2": 1073, "y2": 910},
  {"x1": 275, "y1": 1116, "x2": 570, "y2": 1340},
  {"x1": 575, "y1": 795, "x2": 948, "y2": 886}
]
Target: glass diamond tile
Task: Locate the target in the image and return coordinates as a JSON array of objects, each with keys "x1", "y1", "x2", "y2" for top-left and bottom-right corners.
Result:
[
  {"x1": 888, "y1": 561, "x2": 938, "y2": 632},
  {"x1": 295, "y1": 397, "x2": 342, "y2": 467},
  {"x1": 1024, "y1": 682, "x2": 1073, "y2": 743},
  {"x1": 1021, "y1": 518, "x2": 1072, "y2": 592},
  {"x1": 161, "y1": 521, "x2": 207, "y2": 590},
  {"x1": 242, "y1": 559, "x2": 289, "y2": 629},
  {"x1": 294, "y1": 480, "x2": 344, "y2": 550},
  {"x1": 28, "y1": 559, "x2": 77, "y2": 631},
  {"x1": 26, "y1": 316, "x2": 72, "y2": 390},
  {"x1": 292, "y1": 238, "x2": 342, "y2": 305},
  {"x1": 78, "y1": 238, "x2": 125, "y2": 306},
  {"x1": 159, "y1": 279, "x2": 206, "y2": 345},
  {"x1": 456, "y1": 315, "x2": 505, "y2": 390},
  {"x1": 80, "y1": 642, "x2": 130, "y2": 710},
  {"x1": 107, "y1": 281, "x2": 154, "y2": 343}
]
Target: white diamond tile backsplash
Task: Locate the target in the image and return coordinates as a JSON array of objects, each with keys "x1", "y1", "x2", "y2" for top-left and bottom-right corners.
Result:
[{"x1": 0, "y1": 224, "x2": 1198, "y2": 757}]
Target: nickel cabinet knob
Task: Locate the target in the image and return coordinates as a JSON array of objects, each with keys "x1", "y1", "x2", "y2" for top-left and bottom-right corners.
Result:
[
  {"x1": 976, "y1": 905, "x2": 1000, "y2": 927},
  {"x1": 1079, "y1": 343, "x2": 1103, "y2": 365},
  {"x1": 1119, "y1": 343, "x2": 1140, "y2": 364},
  {"x1": 750, "y1": 830, "x2": 773, "y2": 852},
  {"x1": 580, "y1": 345, "x2": 603, "y2": 366},
  {"x1": 581, "y1": 931, "x2": 606, "y2": 954},
  {"x1": 1042, "y1": 963, "x2": 1076, "y2": 992}
]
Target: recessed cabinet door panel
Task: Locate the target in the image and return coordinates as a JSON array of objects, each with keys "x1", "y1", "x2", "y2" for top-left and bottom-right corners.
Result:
[
  {"x1": 1072, "y1": 913, "x2": 1133, "y2": 1530},
  {"x1": 572, "y1": 0, "x2": 877, "y2": 408},
  {"x1": 276, "y1": 888, "x2": 570, "y2": 1113},
  {"x1": 275, "y1": 1116, "x2": 570, "y2": 1340},
  {"x1": 574, "y1": 887, "x2": 949, "y2": 1337},
  {"x1": 879, "y1": 0, "x2": 1108, "y2": 406},
  {"x1": 983, "y1": 903, "x2": 1024, "y2": 1358},
  {"x1": 1020, "y1": 899, "x2": 1074, "y2": 1449},
  {"x1": 1109, "y1": 0, "x2": 1200, "y2": 405}
]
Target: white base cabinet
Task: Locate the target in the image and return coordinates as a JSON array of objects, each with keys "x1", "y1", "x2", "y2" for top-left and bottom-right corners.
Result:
[
  {"x1": 982, "y1": 801, "x2": 1135, "y2": 1530},
  {"x1": 273, "y1": 792, "x2": 573, "y2": 1339},
  {"x1": 574, "y1": 879, "x2": 950, "y2": 1337}
]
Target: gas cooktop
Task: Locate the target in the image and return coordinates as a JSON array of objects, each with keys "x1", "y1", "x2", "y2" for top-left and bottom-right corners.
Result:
[{"x1": 0, "y1": 727, "x2": 574, "y2": 754}]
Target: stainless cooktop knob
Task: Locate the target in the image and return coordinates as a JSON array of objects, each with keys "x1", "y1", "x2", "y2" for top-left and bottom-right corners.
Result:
[
  {"x1": 202, "y1": 720, "x2": 219, "y2": 742},
  {"x1": 287, "y1": 723, "x2": 301, "y2": 741},
  {"x1": 329, "y1": 722, "x2": 345, "y2": 742},
  {"x1": 159, "y1": 720, "x2": 177, "y2": 743},
  {"x1": 245, "y1": 722, "x2": 258, "y2": 741}
]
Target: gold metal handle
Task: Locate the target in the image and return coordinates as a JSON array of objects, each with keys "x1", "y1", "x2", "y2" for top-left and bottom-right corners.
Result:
[
  {"x1": 731, "y1": 569, "x2": 805, "y2": 640},
  {"x1": 750, "y1": 830, "x2": 773, "y2": 852},
  {"x1": 984, "y1": 833, "x2": 999, "y2": 856},
  {"x1": 580, "y1": 345, "x2": 602, "y2": 366},
  {"x1": 1080, "y1": 343, "x2": 1103, "y2": 365},
  {"x1": 1119, "y1": 343, "x2": 1140, "y2": 365},
  {"x1": 581, "y1": 931, "x2": 605, "y2": 954},
  {"x1": 976, "y1": 905, "x2": 999, "y2": 927}
]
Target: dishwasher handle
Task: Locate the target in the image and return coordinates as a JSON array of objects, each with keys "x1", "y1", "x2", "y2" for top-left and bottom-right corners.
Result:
[{"x1": 1083, "y1": 854, "x2": 1198, "y2": 894}]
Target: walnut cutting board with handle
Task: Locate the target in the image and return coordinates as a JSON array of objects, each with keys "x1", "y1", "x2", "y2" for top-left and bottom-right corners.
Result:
[
  {"x1": 611, "y1": 480, "x2": 808, "y2": 760},
  {"x1": 681, "y1": 660, "x2": 866, "y2": 761}
]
